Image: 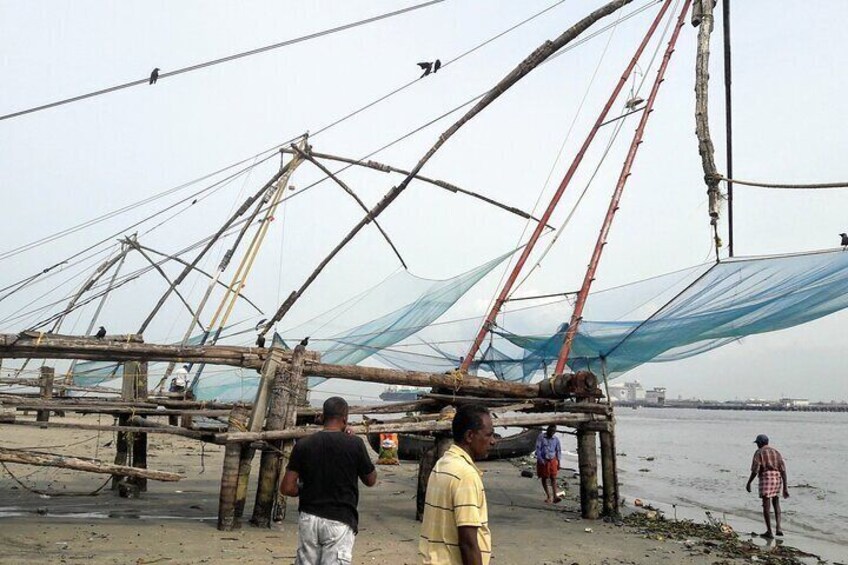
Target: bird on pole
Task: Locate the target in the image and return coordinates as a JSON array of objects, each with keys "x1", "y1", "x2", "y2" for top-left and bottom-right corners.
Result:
[
  {"x1": 95, "y1": 326, "x2": 106, "y2": 339},
  {"x1": 149, "y1": 68, "x2": 160, "y2": 85},
  {"x1": 256, "y1": 334, "x2": 266, "y2": 348},
  {"x1": 417, "y1": 61, "x2": 433, "y2": 77},
  {"x1": 840, "y1": 233, "x2": 848, "y2": 250},
  {"x1": 300, "y1": 336, "x2": 310, "y2": 347}
]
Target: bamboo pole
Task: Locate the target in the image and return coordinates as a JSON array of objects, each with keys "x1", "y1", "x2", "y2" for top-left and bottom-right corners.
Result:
[
  {"x1": 36, "y1": 365, "x2": 54, "y2": 423},
  {"x1": 577, "y1": 428, "x2": 600, "y2": 519},
  {"x1": 218, "y1": 403, "x2": 251, "y2": 531},
  {"x1": 0, "y1": 447, "x2": 181, "y2": 482},
  {"x1": 556, "y1": 0, "x2": 691, "y2": 372},
  {"x1": 260, "y1": 0, "x2": 636, "y2": 335},
  {"x1": 252, "y1": 344, "x2": 307, "y2": 527},
  {"x1": 7, "y1": 418, "x2": 209, "y2": 440}
]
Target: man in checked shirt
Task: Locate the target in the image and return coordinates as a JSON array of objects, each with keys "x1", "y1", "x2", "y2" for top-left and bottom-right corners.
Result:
[{"x1": 745, "y1": 434, "x2": 789, "y2": 538}]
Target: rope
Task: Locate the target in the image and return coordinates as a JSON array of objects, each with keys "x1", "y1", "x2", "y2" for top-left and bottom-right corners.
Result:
[
  {"x1": 0, "y1": 460, "x2": 112, "y2": 497},
  {"x1": 719, "y1": 176, "x2": 848, "y2": 189},
  {"x1": 0, "y1": 0, "x2": 446, "y2": 122}
]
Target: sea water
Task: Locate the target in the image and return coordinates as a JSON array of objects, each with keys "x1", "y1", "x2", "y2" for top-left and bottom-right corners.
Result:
[{"x1": 565, "y1": 408, "x2": 848, "y2": 562}]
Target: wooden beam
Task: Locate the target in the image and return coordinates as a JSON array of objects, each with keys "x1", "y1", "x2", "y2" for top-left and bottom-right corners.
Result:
[
  {"x1": 218, "y1": 404, "x2": 251, "y2": 531},
  {"x1": 302, "y1": 363, "x2": 580, "y2": 399},
  {"x1": 0, "y1": 333, "x2": 318, "y2": 369},
  {"x1": 217, "y1": 412, "x2": 602, "y2": 444},
  {"x1": 0, "y1": 446, "x2": 181, "y2": 482},
  {"x1": 577, "y1": 428, "x2": 600, "y2": 519},
  {"x1": 36, "y1": 365, "x2": 54, "y2": 422}
]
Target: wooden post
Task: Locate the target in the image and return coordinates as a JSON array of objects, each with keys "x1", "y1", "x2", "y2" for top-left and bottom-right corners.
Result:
[
  {"x1": 599, "y1": 424, "x2": 619, "y2": 518},
  {"x1": 251, "y1": 345, "x2": 307, "y2": 527},
  {"x1": 218, "y1": 403, "x2": 251, "y2": 531},
  {"x1": 131, "y1": 362, "x2": 148, "y2": 492},
  {"x1": 233, "y1": 348, "x2": 285, "y2": 520},
  {"x1": 416, "y1": 433, "x2": 452, "y2": 521},
  {"x1": 113, "y1": 362, "x2": 137, "y2": 491},
  {"x1": 36, "y1": 365, "x2": 54, "y2": 423},
  {"x1": 577, "y1": 427, "x2": 599, "y2": 519}
]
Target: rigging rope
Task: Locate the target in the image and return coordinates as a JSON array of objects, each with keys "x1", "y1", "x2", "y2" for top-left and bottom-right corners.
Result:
[
  {"x1": 0, "y1": 0, "x2": 446, "y2": 122},
  {"x1": 718, "y1": 176, "x2": 848, "y2": 190}
]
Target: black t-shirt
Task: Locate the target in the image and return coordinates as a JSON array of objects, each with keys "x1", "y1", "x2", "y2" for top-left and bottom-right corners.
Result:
[{"x1": 287, "y1": 430, "x2": 375, "y2": 533}]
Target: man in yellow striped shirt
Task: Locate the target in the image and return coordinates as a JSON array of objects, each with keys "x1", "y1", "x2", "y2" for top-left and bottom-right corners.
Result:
[{"x1": 419, "y1": 404, "x2": 496, "y2": 565}]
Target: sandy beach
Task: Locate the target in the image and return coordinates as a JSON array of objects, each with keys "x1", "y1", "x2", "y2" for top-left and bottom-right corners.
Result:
[{"x1": 0, "y1": 416, "x2": 816, "y2": 564}]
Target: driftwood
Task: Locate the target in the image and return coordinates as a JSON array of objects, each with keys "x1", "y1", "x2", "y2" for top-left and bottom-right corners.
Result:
[
  {"x1": 694, "y1": 0, "x2": 721, "y2": 221},
  {"x1": 217, "y1": 412, "x2": 603, "y2": 444},
  {"x1": 0, "y1": 446, "x2": 181, "y2": 482},
  {"x1": 260, "y1": 0, "x2": 636, "y2": 334}
]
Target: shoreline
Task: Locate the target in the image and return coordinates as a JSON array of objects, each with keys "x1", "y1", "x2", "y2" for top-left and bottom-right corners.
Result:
[{"x1": 0, "y1": 416, "x2": 835, "y2": 564}]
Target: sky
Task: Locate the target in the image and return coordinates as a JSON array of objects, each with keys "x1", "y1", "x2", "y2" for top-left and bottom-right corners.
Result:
[{"x1": 1, "y1": 0, "x2": 846, "y2": 402}]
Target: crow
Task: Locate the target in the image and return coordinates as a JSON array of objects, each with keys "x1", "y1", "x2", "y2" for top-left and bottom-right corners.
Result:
[
  {"x1": 256, "y1": 334, "x2": 266, "y2": 348},
  {"x1": 417, "y1": 61, "x2": 433, "y2": 77},
  {"x1": 300, "y1": 336, "x2": 310, "y2": 347},
  {"x1": 95, "y1": 326, "x2": 106, "y2": 339},
  {"x1": 841, "y1": 233, "x2": 848, "y2": 250},
  {"x1": 433, "y1": 59, "x2": 441, "y2": 73},
  {"x1": 149, "y1": 67, "x2": 160, "y2": 85}
]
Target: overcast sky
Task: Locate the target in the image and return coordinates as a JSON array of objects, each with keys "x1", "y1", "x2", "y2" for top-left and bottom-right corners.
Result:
[{"x1": 1, "y1": 0, "x2": 846, "y2": 401}]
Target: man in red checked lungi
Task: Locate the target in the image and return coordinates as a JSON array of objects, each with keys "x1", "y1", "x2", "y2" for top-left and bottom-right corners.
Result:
[
  {"x1": 535, "y1": 424, "x2": 562, "y2": 504},
  {"x1": 745, "y1": 434, "x2": 789, "y2": 539}
]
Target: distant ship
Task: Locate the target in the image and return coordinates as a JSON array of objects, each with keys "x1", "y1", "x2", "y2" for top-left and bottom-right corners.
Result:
[{"x1": 379, "y1": 385, "x2": 428, "y2": 402}]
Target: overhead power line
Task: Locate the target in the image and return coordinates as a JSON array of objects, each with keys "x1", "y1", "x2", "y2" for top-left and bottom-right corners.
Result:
[{"x1": 0, "y1": 0, "x2": 445, "y2": 122}]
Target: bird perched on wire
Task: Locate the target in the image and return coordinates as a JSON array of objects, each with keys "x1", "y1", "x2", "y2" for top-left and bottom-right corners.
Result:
[
  {"x1": 149, "y1": 68, "x2": 160, "y2": 85},
  {"x1": 256, "y1": 334, "x2": 266, "y2": 348},
  {"x1": 300, "y1": 336, "x2": 310, "y2": 347},
  {"x1": 417, "y1": 59, "x2": 441, "y2": 78},
  {"x1": 840, "y1": 232, "x2": 848, "y2": 250},
  {"x1": 95, "y1": 326, "x2": 106, "y2": 339}
]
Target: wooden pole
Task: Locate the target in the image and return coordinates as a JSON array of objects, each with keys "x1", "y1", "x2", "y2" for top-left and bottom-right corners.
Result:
[
  {"x1": 599, "y1": 428, "x2": 619, "y2": 518},
  {"x1": 233, "y1": 349, "x2": 284, "y2": 520},
  {"x1": 131, "y1": 361, "x2": 148, "y2": 491},
  {"x1": 416, "y1": 433, "x2": 452, "y2": 521},
  {"x1": 577, "y1": 427, "x2": 600, "y2": 519},
  {"x1": 251, "y1": 345, "x2": 306, "y2": 527},
  {"x1": 36, "y1": 365, "x2": 54, "y2": 423},
  {"x1": 113, "y1": 361, "x2": 137, "y2": 491},
  {"x1": 218, "y1": 403, "x2": 251, "y2": 531},
  {"x1": 0, "y1": 447, "x2": 181, "y2": 482}
]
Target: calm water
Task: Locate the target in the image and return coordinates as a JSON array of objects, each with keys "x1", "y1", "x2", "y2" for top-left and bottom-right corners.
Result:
[{"x1": 559, "y1": 408, "x2": 848, "y2": 562}]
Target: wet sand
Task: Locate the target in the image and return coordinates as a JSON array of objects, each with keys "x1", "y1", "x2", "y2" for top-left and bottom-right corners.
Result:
[{"x1": 0, "y1": 416, "x2": 780, "y2": 564}]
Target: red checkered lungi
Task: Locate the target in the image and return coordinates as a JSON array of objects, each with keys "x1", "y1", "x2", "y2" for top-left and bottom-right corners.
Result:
[
  {"x1": 759, "y1": 469, "x2": 782, "y2": 498},
  {"x1": 536, "y1": 458, "x2": 559, "y2": 479}
]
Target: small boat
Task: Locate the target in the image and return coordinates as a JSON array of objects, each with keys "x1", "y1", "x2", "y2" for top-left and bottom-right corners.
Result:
[
  {"x1": 367, "y1": 428, "x2": 540, "y2": 461},
  {"x1": 379, "y1": 385, "x2": 429, "y2": 402}
]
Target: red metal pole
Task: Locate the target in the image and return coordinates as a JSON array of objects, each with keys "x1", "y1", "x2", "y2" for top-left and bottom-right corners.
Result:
[
  {"x1": 555, "y1": 0, "x2": 691, "y2": 375},
  {"x1": 460, "y1": 0, "x2": 675, "y2": 373}
]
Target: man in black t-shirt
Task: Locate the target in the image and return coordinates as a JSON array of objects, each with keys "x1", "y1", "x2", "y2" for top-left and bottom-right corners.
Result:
[{"x1": 281, "y1": 396, "x2": 377, "y2": 564}]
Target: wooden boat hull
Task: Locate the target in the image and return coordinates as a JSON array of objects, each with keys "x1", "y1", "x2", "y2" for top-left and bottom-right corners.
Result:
[{"x1": 367, "y1": 428, "x2": 540, "y2": 461}]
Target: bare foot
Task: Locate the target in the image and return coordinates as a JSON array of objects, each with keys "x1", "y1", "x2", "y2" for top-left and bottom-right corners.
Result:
[
  {"x1": 759, "y1": 531, "x2": 774, "y2": 539},
  {"x1": 544, "y1": 498, "x2": 552, "y2": 504},
  {"x1": 553, "y1": 496, "x2": 563, "y2": 504},
  {"x1": 776, "y1": 530, "x2": 784, "y2": 537}
]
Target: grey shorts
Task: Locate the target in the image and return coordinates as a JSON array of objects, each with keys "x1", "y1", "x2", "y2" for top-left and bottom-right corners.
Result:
[{"x1": 295, "y1": 512, "x2": 355, "y2": 565}]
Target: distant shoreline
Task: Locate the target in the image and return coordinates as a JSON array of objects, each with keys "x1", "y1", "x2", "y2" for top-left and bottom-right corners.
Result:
[{"x1": 613, "y1": 401, "x2": 848, "y2": 412}]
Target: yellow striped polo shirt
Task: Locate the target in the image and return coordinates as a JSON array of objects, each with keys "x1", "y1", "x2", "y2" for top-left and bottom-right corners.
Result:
[{"x1": 418, "y1": 444, "x2": 491, "y2": 564}]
